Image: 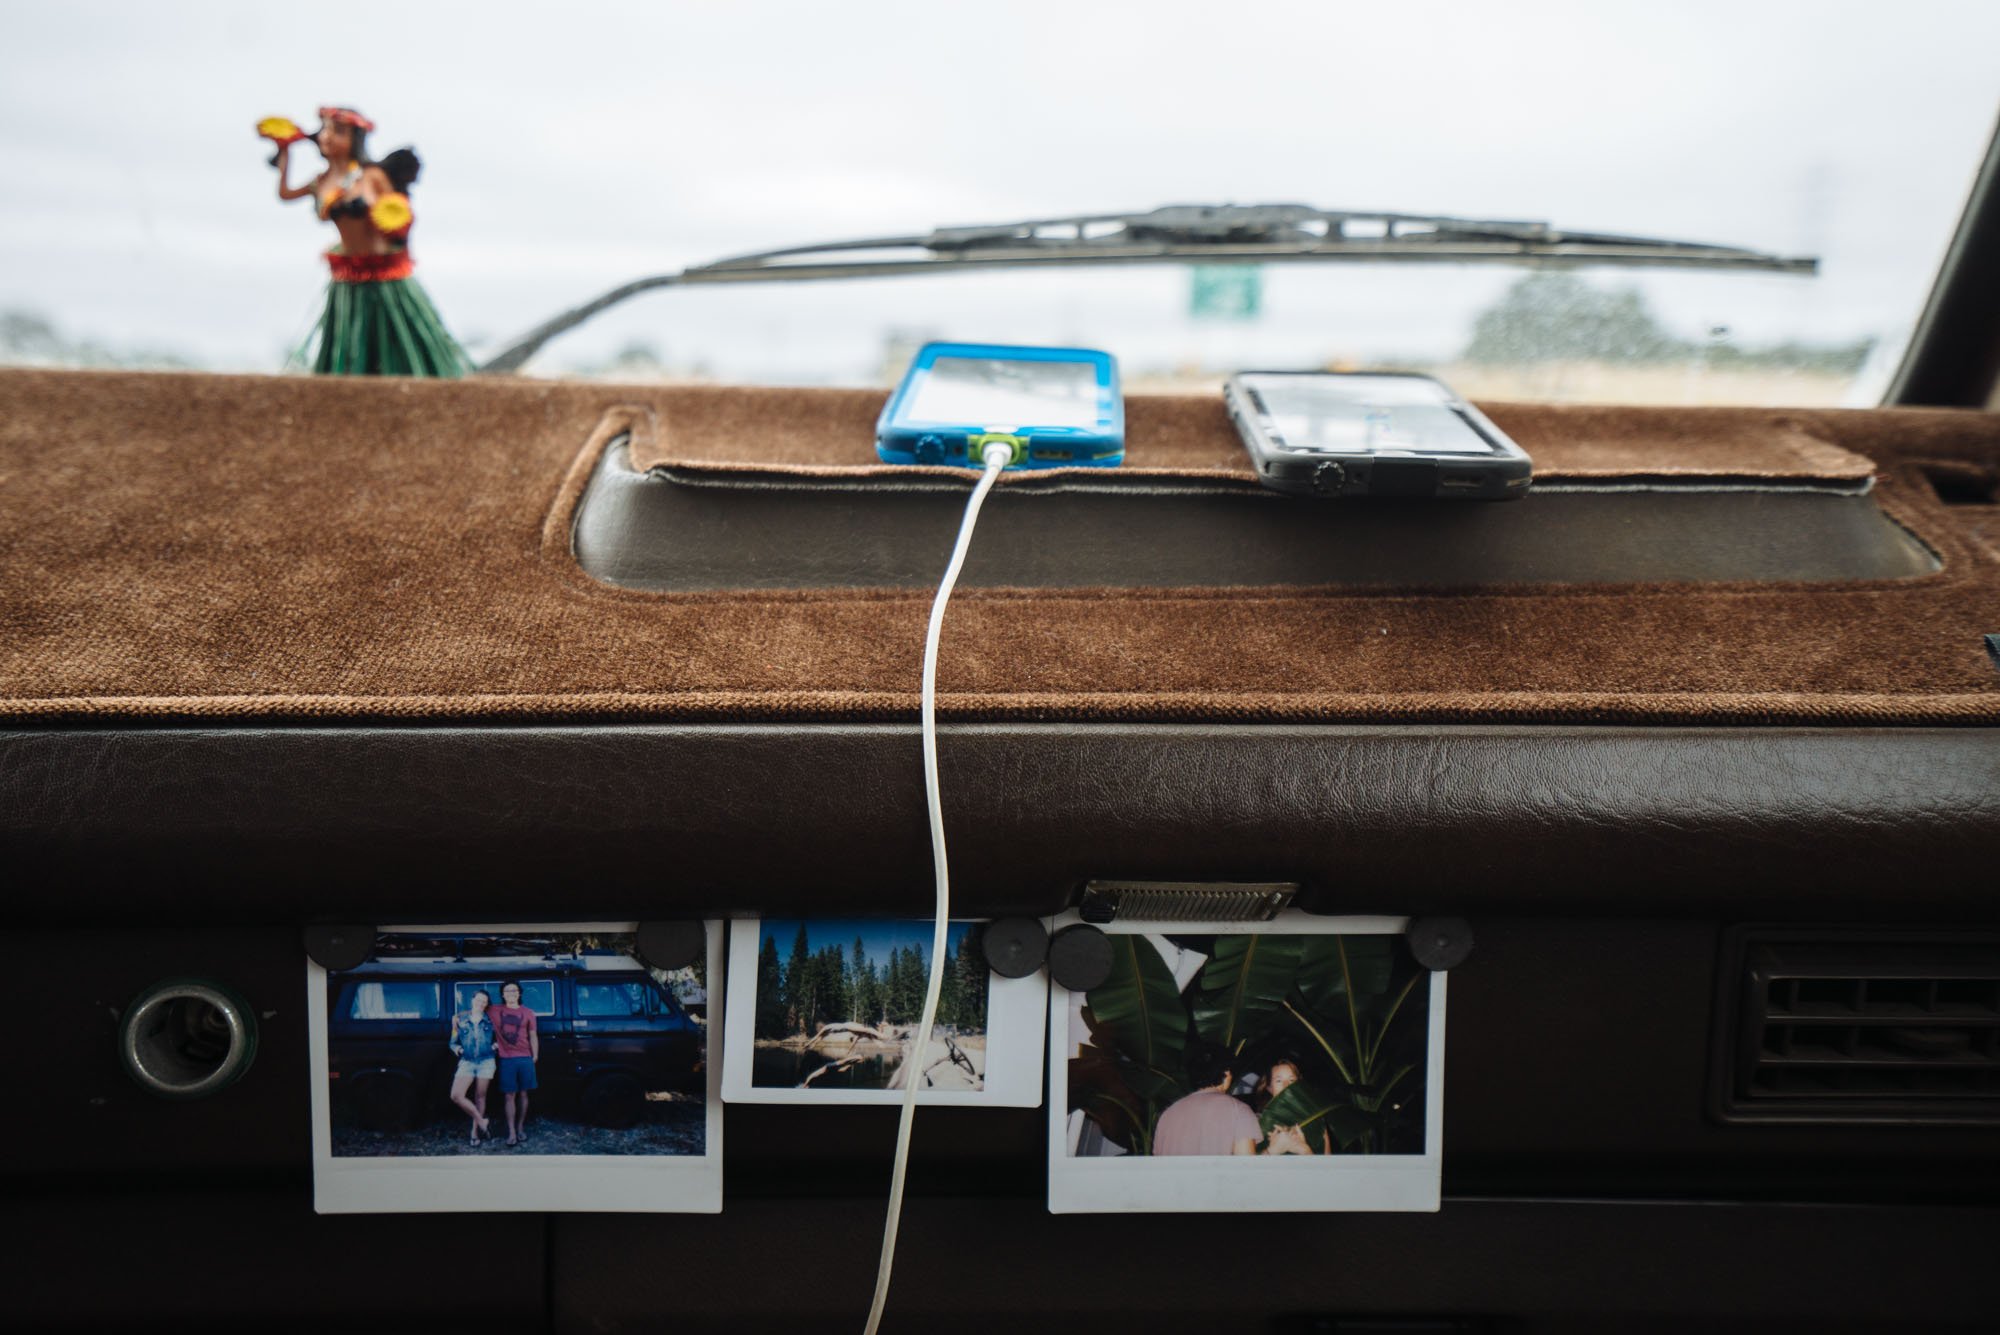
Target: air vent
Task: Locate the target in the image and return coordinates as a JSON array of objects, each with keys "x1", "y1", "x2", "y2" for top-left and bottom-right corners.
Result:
[{"x1": 1713, "y1": 929, "x2": 2000, "y2": 1125}]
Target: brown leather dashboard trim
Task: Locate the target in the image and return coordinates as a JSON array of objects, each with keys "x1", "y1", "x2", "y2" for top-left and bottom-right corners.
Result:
[{"x1": 4, "y1": 723, "x2": 1995, "y2": 923}]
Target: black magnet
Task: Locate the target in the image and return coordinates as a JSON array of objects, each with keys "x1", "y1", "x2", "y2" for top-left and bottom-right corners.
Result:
[
  {"x1": 979, "y1": 917, "x2": 1050, "y2": 978},
  {"x1": 635, "y1": 921, "x2": 706, "y2": 972},
  {"x1": 303, "y1": 924, "x2": 376, "y2": 972},
  {"x1": 1406, "y1": 916, "x2": 1474, "y2": 971},
  {"x1": 1048, "y1": 923, "x2": 1115, "y2": 992}
]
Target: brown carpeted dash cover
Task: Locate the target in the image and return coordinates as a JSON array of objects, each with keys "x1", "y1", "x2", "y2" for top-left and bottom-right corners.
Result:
[{"x1": 2, "y1": 368, "x2": 1998, "y2": 726}]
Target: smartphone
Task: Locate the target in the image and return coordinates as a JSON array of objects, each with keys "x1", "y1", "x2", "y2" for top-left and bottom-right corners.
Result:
[
  {"x1": 1223, "y1": 371, "x2": 1531, "y2": 500},
  {"x1": 877, "y1": 342, "x2": 1124, "y2": 469}
]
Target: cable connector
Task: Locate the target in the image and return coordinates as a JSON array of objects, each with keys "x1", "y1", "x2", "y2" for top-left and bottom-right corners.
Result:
[{"x1": 980, "y1": 439, "x2": 1016, "y2": 470}]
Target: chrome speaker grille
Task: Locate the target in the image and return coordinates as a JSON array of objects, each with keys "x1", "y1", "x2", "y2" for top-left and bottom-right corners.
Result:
[{"x1": 1079, "y1": 881, "x2": 1297, "y2": 924}]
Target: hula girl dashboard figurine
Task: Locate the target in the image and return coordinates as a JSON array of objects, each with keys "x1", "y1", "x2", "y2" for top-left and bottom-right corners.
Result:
[{"x1": 259, "y1": 107, "x2": 471, "y2": 376}]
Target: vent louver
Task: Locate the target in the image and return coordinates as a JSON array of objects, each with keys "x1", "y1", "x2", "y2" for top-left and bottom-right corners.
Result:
[{"x1": 1714, "y1": 930, "x2": 2000, "y2": 1125}]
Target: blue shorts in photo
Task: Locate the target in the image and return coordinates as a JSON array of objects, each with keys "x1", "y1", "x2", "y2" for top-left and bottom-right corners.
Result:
[
  {"x1": 497, "y1": 1056, "x2": 538, "y2": 1093},
  {"x1": 455, "y1": 1056, "x2": 496, "y2": 1080}
]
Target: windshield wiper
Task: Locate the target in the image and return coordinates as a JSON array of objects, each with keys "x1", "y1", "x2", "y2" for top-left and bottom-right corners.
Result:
[{"x1": 480, "y1": 203, "x2": 1816, "y2": 373}]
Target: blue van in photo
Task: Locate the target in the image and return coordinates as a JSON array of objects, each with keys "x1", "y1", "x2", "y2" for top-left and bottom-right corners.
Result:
[{"x1": 327, "y1": 951, "x2": 703, "y2": 1131}]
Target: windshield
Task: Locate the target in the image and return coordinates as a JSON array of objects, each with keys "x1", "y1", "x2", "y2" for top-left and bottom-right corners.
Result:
[{"x1": 4, "y1": 1, "x2": 1996, "y2": 406}]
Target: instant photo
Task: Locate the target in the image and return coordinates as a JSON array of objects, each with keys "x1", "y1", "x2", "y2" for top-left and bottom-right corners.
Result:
[
  {"x1": 722, "y1": 917, "x2": 1046, "y2": 1107},
  {"x1": 309, "y1": 922, "x2": 723, "y2": 1213},
  {"x1": 1047, "y1": 913, "x2": 1444, "y2": 1213}
]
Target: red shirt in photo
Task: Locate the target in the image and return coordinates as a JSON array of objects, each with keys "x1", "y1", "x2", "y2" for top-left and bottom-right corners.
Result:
[{"x1": 491, "y1": 1004, "x2": 537, "y2": 1058}]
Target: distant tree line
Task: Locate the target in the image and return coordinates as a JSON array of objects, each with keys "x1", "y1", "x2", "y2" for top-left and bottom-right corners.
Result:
[
  {"x1": 1462, "y1": 272, "x2": 1874, "y2": 373},
  {"x1": 0, "y1": 310, "x2": 198, "y2": 371},
  {"x1": 754, "y1": 925, "x2": 987, "y2": 1039}
]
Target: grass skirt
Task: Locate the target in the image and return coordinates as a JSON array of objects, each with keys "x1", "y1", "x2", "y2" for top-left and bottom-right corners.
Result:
[{"x1": 302, "y1": 275, "x2": 473, "y2": 377}]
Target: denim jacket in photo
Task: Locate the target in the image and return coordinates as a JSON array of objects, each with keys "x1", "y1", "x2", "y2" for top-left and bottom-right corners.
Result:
[{"x1": 450, "y1": 1012, "x2": 497, "y2": 1064}]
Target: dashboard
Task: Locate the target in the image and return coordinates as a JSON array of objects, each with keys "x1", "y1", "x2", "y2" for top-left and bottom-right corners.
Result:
[{"x1": 3, "y1": 367, "x2": 1997, "y2": 1333}]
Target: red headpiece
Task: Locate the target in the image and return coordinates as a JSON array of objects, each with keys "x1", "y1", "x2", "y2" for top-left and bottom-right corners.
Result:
[{"x1": 317, "y1": 106, "x2": 377, "y2": 132}]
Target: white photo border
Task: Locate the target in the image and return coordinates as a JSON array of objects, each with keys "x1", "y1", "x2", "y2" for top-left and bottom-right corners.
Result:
[
  {"x1": 1046, "y1": 911, "x2": 1444, "y2": 1214},
  {"x1": 721, "y1": 917, "x2": 1047, "y2": 1107},
  {"x1": 310, "y1": 921, "x2": 724, "y2": 1214}
]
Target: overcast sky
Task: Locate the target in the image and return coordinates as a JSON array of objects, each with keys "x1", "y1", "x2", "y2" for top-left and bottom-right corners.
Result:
[{"x1": 2, "y1": 0, "x2": 1996, "y2": 382}]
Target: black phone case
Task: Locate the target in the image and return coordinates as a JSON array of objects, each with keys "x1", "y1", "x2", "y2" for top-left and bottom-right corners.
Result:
[{"x1": 1224, "y1": 373, "x2": 1534, "y2": 501}]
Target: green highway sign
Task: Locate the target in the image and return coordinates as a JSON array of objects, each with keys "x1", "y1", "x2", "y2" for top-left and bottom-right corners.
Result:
[{"x1": 1189, "y1": 265, "x2": 1264, "y2": 321}]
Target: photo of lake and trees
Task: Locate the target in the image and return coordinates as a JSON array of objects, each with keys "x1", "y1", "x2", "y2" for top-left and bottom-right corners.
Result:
[{"x1": 751, "y1": 918, "x2": 990, "y2": 1090}]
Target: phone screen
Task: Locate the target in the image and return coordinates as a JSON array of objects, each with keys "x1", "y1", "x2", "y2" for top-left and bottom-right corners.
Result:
[
  {"x1": 904, "y1": 355, "x2": 1102, "y2": 428},
  {"x1": 1241, "y1": 374, "x2": 1499, "y2": 456}
]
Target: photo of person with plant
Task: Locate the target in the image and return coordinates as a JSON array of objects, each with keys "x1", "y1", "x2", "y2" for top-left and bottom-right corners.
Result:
[{"x1": 1067, "y1": 931, "x2": 1430, "y2": 1157}]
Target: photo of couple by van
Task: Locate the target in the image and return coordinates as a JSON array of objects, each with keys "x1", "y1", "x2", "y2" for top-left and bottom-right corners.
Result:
[
  {"x1": 324, "y1": 930, "x2": 708, "y2": 1158},
  {"x1": 750, "y1": 917, "x2": 989, "y2": 1091},
  {"x1": 1065, "y1": 930, "x2": 1431, "y2": 1159}
]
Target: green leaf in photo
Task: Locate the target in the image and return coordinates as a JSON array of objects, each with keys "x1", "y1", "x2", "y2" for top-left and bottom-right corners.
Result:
[
  {"x1": 1296, "y1": 934, "x2": 1396, "y2": 1016},
  {"x1": 1084, "y1": 935, "x2": 1189, "y2": 1088},
  {"x1": 1192, "y1": 933, "x2": 1306, "y2": 1051},
  {"x1": 1258, "y1": 1080, "x2": 1372, "y2": 1151}
]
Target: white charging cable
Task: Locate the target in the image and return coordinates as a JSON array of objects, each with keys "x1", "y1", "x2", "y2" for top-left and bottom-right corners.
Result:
[{"x1": 862, "y1": 439, "x2": 1014, "y2": 1335}]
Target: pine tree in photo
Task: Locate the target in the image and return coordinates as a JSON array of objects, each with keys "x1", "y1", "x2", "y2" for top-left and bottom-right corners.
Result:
[
  {"x1": 803, "y1": 929, "x2": 830, "y2": 1032},
  {"x1": 937, "y1": 943, "x2": 959, "y2": 1029},
  {"x1": 957, "y1": 929, "x2": 987, "y2": 1033},
  {"x1": 896, "y1": 943, "x2": 924, "y2": 1024},
  {"x1": 899, "y1": 945, "x2": 919, "y2": 1025},
  {"x1": 815, "y1": 944, "x2": 846, "y2": 1031},
  {"x1": 863, "y1": 958, "x2": 883, "y2": 1024},
  {"x1": 755, "y1": 934, "x2": 787, "y2": 1039},
  {"x1": 851, "y1": 935, "x2": 868, "y2": 1022},
  {"x1": 882, "y1": 947, "x2": 903, "y2": 1025},
  {"x1": 784, "y1": 922, "x2": 812, "y2": 1035}
]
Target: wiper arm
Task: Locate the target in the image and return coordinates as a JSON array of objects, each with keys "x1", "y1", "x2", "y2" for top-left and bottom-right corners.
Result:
[{"x1": 480, "y1": 204, "x2": 1816, "y2": 373}]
